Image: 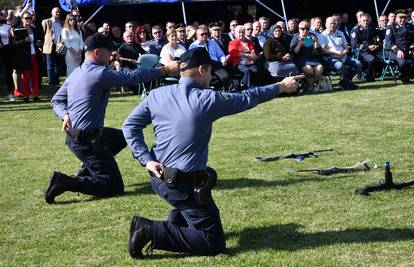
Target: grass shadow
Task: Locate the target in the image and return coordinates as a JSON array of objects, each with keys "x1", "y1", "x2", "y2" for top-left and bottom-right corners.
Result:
[{"x1": 226, "y1": 223, "x2": 414, "y2": 254}]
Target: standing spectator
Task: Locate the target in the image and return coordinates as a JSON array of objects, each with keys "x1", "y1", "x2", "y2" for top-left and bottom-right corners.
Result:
[
  {"x1": 322, "y1": 16, "x2": 361, "y2": 89},
  {"x1": 0, "y1": 12, "x2": 14, "y2": 101},
  {"x1": 148, "y1": 25, "x2": 167, "y2": 56},
  {"x1": 42, "y1": 7, "x2": 63, "y2": 87},
  {"x1": 11, "y1": 12, "x2": 41, "y2": 101},
  {"x1": 264, "y1": 25, "x2": 298, "y2": 78},
  {"x1": 228, "y1": 25, "x2": 259, "y2": 88},
  {"x1": 61, "y1": 13, "x2": 84, "y2": 76},
  {"x1": 291, "y1": 20, "x2": 323, "y2": 92}
]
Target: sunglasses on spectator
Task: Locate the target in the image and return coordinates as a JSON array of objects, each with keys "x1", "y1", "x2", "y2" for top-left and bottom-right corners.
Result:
[
  {"x1": 23, "y1": 16, "x2": 32, "y2": 20},
  {"x1": 245, "y1": 28, "x2": 253, "y2": 31},
  {"x1": 230, "y1": 24, "x2": 237, "y2": 27},
  {"x1": 299, "y1": 27, "x2": 309, "y2": 30},
  {"x1": 200, "y1": 32, "x2": 209, "y2": 36},
  {"x1": 153, "y1": 31, "x2": 161, "y2": 34}
]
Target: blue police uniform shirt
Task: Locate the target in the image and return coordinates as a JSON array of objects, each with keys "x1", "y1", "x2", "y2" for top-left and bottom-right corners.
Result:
[
  {"x1": 350, "y1": 26, "x2": 380, "y2": 51},
  {"x1": 122, "y1": 77, "x2": 280, "y2": 172},
  {"x1": 51, "y1": 59, "x2": 161, "y2": 129},
  {"x1": 385, "y1": 23, "x2": 414, "y2": 52}
]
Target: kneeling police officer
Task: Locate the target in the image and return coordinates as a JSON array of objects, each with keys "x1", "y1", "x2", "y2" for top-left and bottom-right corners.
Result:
[
  {"x1": 122, "y1": 47, "x2": 303, "y2": 258},
  {"x1": 45, "y1": 33, "x2": 178, "y2": 204}
]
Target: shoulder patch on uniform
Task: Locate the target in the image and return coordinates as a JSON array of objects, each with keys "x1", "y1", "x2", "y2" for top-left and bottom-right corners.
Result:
[
  {"x1": 386, "y1": 29, "x2": 391, "y2": 35},
  {"x1": 351, "y1": 32, "x2": 356, "y2": 38}
]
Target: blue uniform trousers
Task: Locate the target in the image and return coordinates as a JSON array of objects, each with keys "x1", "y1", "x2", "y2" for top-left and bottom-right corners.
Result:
[
  {"x1": 327, "y1": 56, "x2": 361, "y2": 85},
  {"x1": 150, "y1": 170, "x2": 226, "y2": 255},
  {"x1": 391, "y1": 53, "x2": 414, "y2": 80},
  {"x1": 66, "y1": 127, "x2": 126, "y2": 197},
  {"x1": 360, "y1": 52, "x2": 381, "y2": 81}
]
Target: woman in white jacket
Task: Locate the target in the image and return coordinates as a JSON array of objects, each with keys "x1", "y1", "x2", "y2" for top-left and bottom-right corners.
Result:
[{"x1": 61, "y1": 13, "x2": 83, "y2": 76}]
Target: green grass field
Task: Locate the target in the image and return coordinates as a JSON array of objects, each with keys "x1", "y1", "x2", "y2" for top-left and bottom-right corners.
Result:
[{"x1": 1, "y1": 80, "x2": 414, "y2": 266}]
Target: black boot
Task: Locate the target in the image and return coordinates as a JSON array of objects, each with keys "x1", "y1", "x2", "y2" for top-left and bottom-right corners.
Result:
[
  {"x1": 44, "y1": 171, "x2": 80, "y2": 204},
  {"x1": 128, "y1": 216, "x2": 154, "y2": 259}
]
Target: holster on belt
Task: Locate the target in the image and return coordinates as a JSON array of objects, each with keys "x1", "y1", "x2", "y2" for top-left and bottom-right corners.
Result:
[
  {"x1": 67, "y1": 128, "x2": 105, "y2": 153},
  {"x1": 160, "y1": 167, "x2": 216, "y2": 206}
]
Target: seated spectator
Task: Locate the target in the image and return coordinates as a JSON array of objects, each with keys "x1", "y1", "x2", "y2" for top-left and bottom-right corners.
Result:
[
  {"x1": 148, "y1": 25, "x2": 167, "y2": 56},
  {"x1": 61, "y1": 13, "x2": 84, "y2": 76},
  {"x1": 257, "y1": 17, "x2": 269, "y2": 48},
  {"x1": 245, "y1": 22, "x2": 262, "y2": 53},
  {"x1": 350, "y1": 13, "x2": 381, "y2": 82},
  {"x1": 287, "y1": 18, "x2": 299, "y2": 36},
  {"x1": 189, "y1": 25, "x2": 229, "y2": 87},
  {"x1": 159, "y1": 29, "x2": 186, "y2": 76},
  {"x1": 119, "y1": 30, "x2": 147, "y2": 69},
  {"x1": 209, "y1": 22, "x2": 228, "y2": 54},
  {"x1": 134, "y1": 25, "x2": 151, "y2": 52},
  {"x1": 263, "y1": 25, "x2": 298, "y2": 78},
  {"x1": 186, "y1": 25, "x2": 197, "y2": 44},
  {"x1": 125, "y1": 21, "x2": 136, "y2": 33},
  {"x1": 228, "y1": 25, "x2": 259, "y2": 88},
  {"x1": 175, "y1": 23, "x2": 190, "y2": 49},
  {"x1": 290, "y1": 20, "x2": 323, "y2": 92},
  {"x1": 385, "y1": 9, "x2": 414, "y2": 83},
  {"x1": 388, "y1": 12, "x2": 396, "y2": 26},
  {"x1": 321, "y1": 16, "x2": 361, "y2": 89},
  {"x1": 310, "y1": 17, "x2": 324, "y2": 43},
  {"x1": 165, "y1": 21, "x2": 175, "y2": 32},
  {"x1": 118, "y1": 30, "x2": 147, "y2": 94},
  {"x1": 111, "y1": 25, "x2": 123, "y2": 49},
  {"x1": 97, "y1": 26, "x2": 109, "y2": 38}
]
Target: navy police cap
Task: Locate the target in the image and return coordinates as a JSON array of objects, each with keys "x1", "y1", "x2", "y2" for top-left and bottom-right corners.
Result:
[
  {"x1": 84, "y1": 33, "x2": 115, "y2": 52},
  {"x1": 179, "y1": 47, "x2": 212, "y2": 71}
]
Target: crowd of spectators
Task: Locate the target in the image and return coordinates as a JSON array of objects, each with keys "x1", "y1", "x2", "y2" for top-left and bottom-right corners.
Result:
[{"x1": 1, "y1": 3, "x2": 414, "y2": 102}]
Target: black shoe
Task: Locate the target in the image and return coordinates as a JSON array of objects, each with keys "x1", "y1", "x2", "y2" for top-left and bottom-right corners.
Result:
[
  {"x1": 128, "y1": 216, "x2": 153, "y2": 259},
  {"x1": 33, "y1": 96, "x2": 41, "y2": 102},
  {"x1": 349, "y1": 83, "x2": 359, "y2": 90},
  {"x1": 44, "y1": 171, "x2": 79, "y2": 204},
  {"x1": 44, "y1": 172, "x2": 66, "y2": 204},
  {"x1": 22, "y1": 97, "x2": 29, "y2": 103}
]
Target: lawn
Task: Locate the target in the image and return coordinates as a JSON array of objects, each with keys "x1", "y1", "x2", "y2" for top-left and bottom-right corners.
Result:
[{"x1": 1, "y1": 80, "x2": 414, "y2": 266}]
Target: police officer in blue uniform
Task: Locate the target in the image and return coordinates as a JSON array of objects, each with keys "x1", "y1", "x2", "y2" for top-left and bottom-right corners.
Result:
[
  {"x1": 351, "y1": 13, "x2": 382, "y2": 82},
  {"x1": 45, "y1": 33, "x2": 178, "y2": 204},
  {"x1": 385, "y1": 9, "x2": 414, "y2": 83},
  {"x1": 122, "y1": 47, "x2": 303, "y2": 258}
]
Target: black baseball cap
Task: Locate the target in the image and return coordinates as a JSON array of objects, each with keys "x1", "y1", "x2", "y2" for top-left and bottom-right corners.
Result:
[
  {"x1": 84, "y1": 33, "x2": 115, "y2": 52},
  {"x1": 179, "y1": 47, "x2": 212, "y2": 71}
]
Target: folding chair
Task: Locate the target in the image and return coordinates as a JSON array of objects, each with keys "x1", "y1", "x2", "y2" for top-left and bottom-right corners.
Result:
[
  {"x1": 137, "y1": 54, "x2": 160, "y2": 99},
  {"x1": 380, "y1": 43, "x2": 399, "y2": 84}
]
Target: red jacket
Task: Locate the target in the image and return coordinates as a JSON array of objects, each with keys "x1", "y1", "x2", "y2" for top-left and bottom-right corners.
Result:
[{"x1": 228, "y1": 38, "x2": 256, "y2": 67}]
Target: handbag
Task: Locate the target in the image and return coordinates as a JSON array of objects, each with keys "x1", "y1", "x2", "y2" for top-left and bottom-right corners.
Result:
[{"x1": 56, "y1": 34, "x2": 67, "y2": 55}]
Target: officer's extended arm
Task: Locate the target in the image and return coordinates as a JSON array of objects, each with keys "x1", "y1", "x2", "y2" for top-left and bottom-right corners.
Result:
[{"x1": 209, "y1": 75, "x2": 303, "y2": 120}]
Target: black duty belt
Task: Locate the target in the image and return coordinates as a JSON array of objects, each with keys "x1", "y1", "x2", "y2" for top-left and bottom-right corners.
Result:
[
  {"x1": 159, "y1": 167, "x2": 207, "y2": 187},
  {"x1": 67, "y1": 128, "x2": 104, "y2": 143}
]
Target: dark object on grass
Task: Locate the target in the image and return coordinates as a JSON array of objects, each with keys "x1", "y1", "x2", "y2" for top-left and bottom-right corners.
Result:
[
  {"x1": 355, "y1": 162, "x2": 414, "y2": 196},
  {"x1": 290, "y1": 160, "x2": 373, "y2": 176},
  {"x1": 255, "y1": 149, "x2": 338, "y2": 162}
]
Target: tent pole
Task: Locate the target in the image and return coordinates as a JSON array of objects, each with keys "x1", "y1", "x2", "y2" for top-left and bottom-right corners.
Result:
[
  {"x1": 255, "y1": 0, "x2": 285, "y2": 20},
  {"x1": 373, "y1": 0, "x2": 379, "y2": 27},
  {"x1": 280, "y1": 0, "x2": 288, "y2": 30},
  {"x1": 84, "y1": 5, "x2": 104, "y2": 25},
  {"x1": 181, "y1": 1, "x2": 188, "y2": 26},
  {"x1": 381, "y1": 0, "x2": 391, "y2": 16}
]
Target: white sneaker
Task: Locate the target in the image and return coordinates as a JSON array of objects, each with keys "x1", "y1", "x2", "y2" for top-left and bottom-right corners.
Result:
[{"x1": 8, "y1": 93, "x2": 15, "y2": 102}]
